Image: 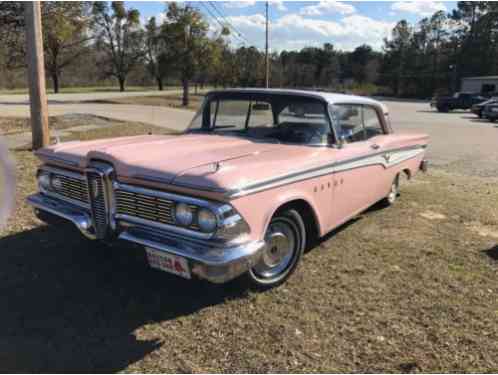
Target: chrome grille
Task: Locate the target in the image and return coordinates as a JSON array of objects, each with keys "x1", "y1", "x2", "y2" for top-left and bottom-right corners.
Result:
[
  {"x1": 86, "y1": 171, "x2": 108, "y2": 238},
  {"x1": 52, "y1": 173, "x2": 88, "y2": 205},
  {"x1": 115, "y1": 190, "x2": 176, "y2": 225}
]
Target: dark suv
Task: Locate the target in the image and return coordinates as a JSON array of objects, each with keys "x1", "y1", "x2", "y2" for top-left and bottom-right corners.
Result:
[{"x1": 431, "y1": 92, "x2": 487, "y2": 112}]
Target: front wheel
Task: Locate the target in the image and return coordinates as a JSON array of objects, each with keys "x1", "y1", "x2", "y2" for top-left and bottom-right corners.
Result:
[{"x1": 246, "y1": 209, "x2": 306, "y2": 289}]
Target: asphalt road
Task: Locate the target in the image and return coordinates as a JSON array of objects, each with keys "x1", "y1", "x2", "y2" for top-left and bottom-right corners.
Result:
[
  {"x1": 386, "y1": 100, "x2": 498, "y2": 177},
  {"x1": 1, "y1": 92, "x2": 496, "y2": 176}
]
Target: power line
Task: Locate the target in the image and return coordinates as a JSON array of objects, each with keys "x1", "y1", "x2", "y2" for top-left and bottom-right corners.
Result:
[
  {"x1": 199, "y1": 2, "x2": 248, "y2": 45},
  {"x1": 208, "y1": 1, "x2": 252, "y2": 45}
]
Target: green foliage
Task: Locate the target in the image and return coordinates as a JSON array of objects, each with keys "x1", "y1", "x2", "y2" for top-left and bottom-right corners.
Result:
[
  {"x1": 41, "y1": 2, "x2": 92, "y2": 93},
  {"x1": 161, "y1": 2, "x2": 209, "y2": 104},
  {"x1": 381, "y1": 1, "x2": 498, "y2": 97},
  {"x1": 91, "y1": 1, "x2": 144, "y2": 91}
]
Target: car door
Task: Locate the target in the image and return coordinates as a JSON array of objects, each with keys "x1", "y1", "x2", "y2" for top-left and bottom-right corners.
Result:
[{"x1": 328, "y1": 104, "x2": 389, "y2": 229}]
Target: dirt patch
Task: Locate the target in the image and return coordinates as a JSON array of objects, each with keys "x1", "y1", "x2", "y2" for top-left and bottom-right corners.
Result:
[
  {"x1": 467, "y1": 222, "x2": 498, "y2": 239},
  {"x1": 0, "y1": 118, "x2": 497, "y2": 372},
  {"x1": 420, "y1": 210, "x2": 447, "y2": 220}
]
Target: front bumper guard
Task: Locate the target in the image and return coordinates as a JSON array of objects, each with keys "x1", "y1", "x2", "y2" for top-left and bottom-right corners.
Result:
[{"x1": 27, "y1": 193, "x2": 265, "y2": 283}]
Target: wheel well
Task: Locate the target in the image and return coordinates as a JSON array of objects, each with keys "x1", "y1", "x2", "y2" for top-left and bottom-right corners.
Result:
[
  {"x1": 274, "y1": 199, "x2": 320, "y2": 250},
  {"x1": 402, "y1": 168, "x2": 411, "y2": 180}
]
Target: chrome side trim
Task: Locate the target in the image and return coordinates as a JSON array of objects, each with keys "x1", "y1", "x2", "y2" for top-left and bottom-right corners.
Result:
[{"x1": 227, "y1": 144, "x2": 427, "y2": 198}]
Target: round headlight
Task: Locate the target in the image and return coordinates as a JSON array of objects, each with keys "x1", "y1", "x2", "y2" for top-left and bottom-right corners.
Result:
[
  {"x1": 175, "y1": 203, "x2": 194, "y2": 226},
  {"x1": 38, "y1": 173, "x2": 51, "y2": 192},
  {"x1": 51, "y1": 176, "x2": 63, "y2": 191},
  {"x1": 197, "y1": 208, "x2": 217, "y2": 233}
]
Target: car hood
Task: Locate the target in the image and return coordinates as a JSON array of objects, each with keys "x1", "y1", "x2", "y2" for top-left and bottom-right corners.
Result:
[{"x1": 37, "y1": 134, "x2": 325, "y2": 192}]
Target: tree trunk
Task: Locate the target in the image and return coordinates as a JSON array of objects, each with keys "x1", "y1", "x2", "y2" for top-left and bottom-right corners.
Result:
[
  {"x1": 52, "y1": 72, "x2": 60, "y2": 94},
  {"x1": 182, "y1": 78, "x2": 189, "y2": 107},
  {"x1": 156, "y1": 77, "x2": 163, "y2": 91},
  {"x1": 118, "y1": 77, "x2": 125, "y2": 92}
]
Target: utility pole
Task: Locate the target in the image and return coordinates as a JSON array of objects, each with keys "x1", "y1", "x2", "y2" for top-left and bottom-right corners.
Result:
[
  {"x1": 25, "y1": 2, "x2": 50, "y2": 150},
  {"x1": 265, "y1": 0, "x2": 269, "y2": 88}
]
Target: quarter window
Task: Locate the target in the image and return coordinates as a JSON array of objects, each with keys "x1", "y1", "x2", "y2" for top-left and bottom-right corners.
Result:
[
  {"x1": 363, "y1": 106, "x2": 384, "y2": 139},
  {"x1": 334, "y1": 104, "x2": 385, "y2": 143},
  {"x1": 335, "y1": 104, "x2": 365, "y2": 142}
]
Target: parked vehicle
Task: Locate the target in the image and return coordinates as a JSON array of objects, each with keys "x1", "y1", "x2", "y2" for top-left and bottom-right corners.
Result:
[
  {"x1": 27, "y1": 89, "x2": 429, "y2": 288},
  {"x1": 471, "y1": 98, "x2": 498, "y2": 118},
  {"x1": 431, "y1": 92, "x2": 486, "y2": 112},
  {"x1": 482, "y1": 103, "x2": 498, "y2": 122}
]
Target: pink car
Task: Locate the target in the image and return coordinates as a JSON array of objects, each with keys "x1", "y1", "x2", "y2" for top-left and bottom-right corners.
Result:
[{"x1": 28, "y1": 89, "x2": 429, "y2": 288}]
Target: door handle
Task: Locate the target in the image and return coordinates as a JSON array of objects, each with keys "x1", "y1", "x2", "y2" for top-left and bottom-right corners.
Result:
[{"x1": 370, "y1": 144, "x2": 380, "y2": 150}]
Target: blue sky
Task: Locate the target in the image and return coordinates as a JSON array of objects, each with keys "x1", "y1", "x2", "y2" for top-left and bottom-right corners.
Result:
[{"x1": 128, "y1": 1, "x2": 457, "y2": 51}]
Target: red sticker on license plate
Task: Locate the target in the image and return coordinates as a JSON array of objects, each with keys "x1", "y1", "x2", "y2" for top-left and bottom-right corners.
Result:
[{"x1": 145, "y1": 247, "x2": 191, "y2": 279}]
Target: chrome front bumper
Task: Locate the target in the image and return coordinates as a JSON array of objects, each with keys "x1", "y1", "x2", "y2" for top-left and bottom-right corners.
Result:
[{"x1": 27, "y1": 193, "x2": 265, "y2": 283}]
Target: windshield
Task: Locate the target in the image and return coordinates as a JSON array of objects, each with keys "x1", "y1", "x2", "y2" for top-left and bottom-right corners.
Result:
[{"x1": 188, "y1": 93, "x2": 332, "y2": 145}]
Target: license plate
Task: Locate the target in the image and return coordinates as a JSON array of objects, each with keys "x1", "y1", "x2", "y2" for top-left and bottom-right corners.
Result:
[{"x1": 145, "y1": 247, "x2": 191, "y2": 279}]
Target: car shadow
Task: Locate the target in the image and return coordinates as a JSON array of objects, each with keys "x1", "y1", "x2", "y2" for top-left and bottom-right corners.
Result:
[
  {"x1": 0, "y1": 223, "x2": 248, "y2": 372},
  {"x1": 482, "y1": 244, "x2": 498, "y2": 261}
]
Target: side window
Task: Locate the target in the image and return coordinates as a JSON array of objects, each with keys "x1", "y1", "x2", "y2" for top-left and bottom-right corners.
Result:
[
  {"x1": 247, "y1": 102, "x2": 273, "y2": 128},
  {"x1": 363, "y1": 106, "x2": 384, "y2": 139},
  {"x1": 335, "y1": 104, "x2": 365, "y2": 142},
  {"x1": 214, "y1": 100, "x2": 249, "y2": 130}
]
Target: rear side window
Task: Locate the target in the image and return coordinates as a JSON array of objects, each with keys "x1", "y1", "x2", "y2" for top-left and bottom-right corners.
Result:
[
  {"x1": 334, "y1": 104, "x2": 384, "y2": 143},
  {"x1": 363, "y1": 106, "x2": 384, "y2": 139},
  {"x1": 335, "y1": 104, "x2": 364, "y2": 142}
]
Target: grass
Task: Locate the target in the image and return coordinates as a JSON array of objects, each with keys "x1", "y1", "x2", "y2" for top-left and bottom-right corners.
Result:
[
  {"x1": 93, "y1": 92, "x2": 206, "y2": 111},
  {"x1": 1, "y1": 117, "x2": 498, "y2": 372},
  {"x1": 0, "y1": 86, "x2": 181, "y2": 95}
]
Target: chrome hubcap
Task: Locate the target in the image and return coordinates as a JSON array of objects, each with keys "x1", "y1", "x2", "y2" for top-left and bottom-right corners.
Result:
[
  {"x1": 388, "y1": 180, "x2": 398, "y2": 203},
  {"x1": 252, "y1": 220, "x2": 296, "y2": 279}
]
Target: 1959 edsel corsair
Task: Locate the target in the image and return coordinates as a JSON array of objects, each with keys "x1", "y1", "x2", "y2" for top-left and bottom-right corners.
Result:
[{"x1": 27, "y1": 89, "x2": 429, "y2": 288}]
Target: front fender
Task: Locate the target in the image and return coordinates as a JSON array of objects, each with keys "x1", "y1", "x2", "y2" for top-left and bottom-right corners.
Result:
[{"x1": 230, "y1": 176, "x2": 331, "y2": 242}]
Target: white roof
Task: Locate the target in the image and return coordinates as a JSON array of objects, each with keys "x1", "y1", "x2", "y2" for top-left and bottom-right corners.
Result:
[{"x1": 208, "y1": 88, "x2": 389, "y2": 113}]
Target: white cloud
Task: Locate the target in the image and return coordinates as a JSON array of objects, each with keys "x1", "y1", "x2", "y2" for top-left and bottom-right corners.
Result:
[
  {"x1": 300, "y1": 1, "x2": 356, "y2": 16},
  {"x1": 141, "y1": 12, "x2": 167, "y2": 27},
  {"x1": 227, "y1": 12, "x2": 395, "y2": 51},
  {"x1": 270, "y1": 0, "x2": 287, "y2": 12},
  {"x1": 391, "y1": 1, "x2": 447, "y2": 17},
  {"x1": 224, "y1": 1, "x2": 256, "y2": 9}
]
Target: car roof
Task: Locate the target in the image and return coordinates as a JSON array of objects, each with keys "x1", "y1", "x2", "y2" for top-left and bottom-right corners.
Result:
[{"x1": 207, "y1": 88, "x2": 389, "y2": 113}]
